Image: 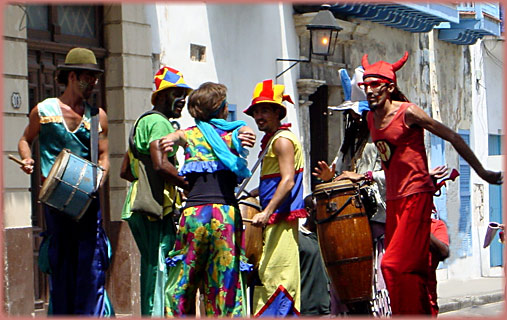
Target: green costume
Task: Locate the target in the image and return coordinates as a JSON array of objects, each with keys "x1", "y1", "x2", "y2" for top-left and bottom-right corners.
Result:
[{"x1": 122, "y1": 113, "x2": 181, "y2": 316}]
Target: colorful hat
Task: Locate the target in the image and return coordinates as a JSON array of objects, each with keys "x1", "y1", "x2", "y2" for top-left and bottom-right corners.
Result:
[
  {"x1": 328, "y1": 67, "x2": 369, "y2": 115},
  {"x1": 151, "y1": 66, "x2": 193, "y2": 105},
  {"x1": 361, "y1": 51, "x2": 409, "y2": 84},
  {"x1": 243, "y1": 79, "x2": 294, "y2": 119},
  {"x1": 57, "y1": 47, "x2": 103, "y2": 73}
]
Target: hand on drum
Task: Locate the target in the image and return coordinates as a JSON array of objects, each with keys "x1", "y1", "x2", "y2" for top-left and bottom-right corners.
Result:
[
  {"x1": 312, "y1": 161, "x2": 335, "y2": 182},
  {"x1": 336, "y1": 170, "x2": 364, "y2": 182},
  {"x1": 238, "y1": 131, "x2": 256, "y2": 148},
  {"x1": 21, "y1": 158, "x2": 34, "y2": 174},
  {"x1": 251, "y1": 211, "x2": 270, "y2": 227},
  {"x1": 158, "y1": 138, "x2": 175, "y2": 154}
]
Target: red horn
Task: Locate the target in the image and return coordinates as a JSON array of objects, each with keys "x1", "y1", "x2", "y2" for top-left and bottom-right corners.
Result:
[
  {"x1": 392, "y1": 51, "x2": 409, "y2": 71},
  {"x1": 361, "y1": 54, "x2": 370, "y2": 69}
]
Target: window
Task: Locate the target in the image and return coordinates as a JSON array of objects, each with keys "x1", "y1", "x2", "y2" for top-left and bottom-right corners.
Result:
[
  {"x1": 227, "y1": 104, "x2": 237, "y2": 121},
  {"x1": 25, "y1": 4, "x2": 102, "y2": 46},
  {"x1": 488, "y1": 134, "x2": 503, "y2": 156},
  {"x1": 190, "y1": 44, "x2": 206, "y2": 62}
]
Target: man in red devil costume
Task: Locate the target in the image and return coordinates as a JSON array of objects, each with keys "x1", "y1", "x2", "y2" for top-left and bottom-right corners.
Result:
[{"x1": 360, "y1": 51, "x2": 502, "y2": 315}]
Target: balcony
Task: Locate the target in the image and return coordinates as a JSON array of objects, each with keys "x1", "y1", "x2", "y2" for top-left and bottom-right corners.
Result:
[{"x1": 294, "y1": 2, "x2": 503, "y2": 45}]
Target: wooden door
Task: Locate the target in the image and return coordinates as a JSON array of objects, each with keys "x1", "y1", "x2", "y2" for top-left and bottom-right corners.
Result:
[{"x1": 25, "y1": 4, "x2": 106, "y2": 313}]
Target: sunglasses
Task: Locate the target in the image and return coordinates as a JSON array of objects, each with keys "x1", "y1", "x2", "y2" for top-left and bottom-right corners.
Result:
[{"x1": 357, "y1": 79, "x2": 392, "y2": 90}]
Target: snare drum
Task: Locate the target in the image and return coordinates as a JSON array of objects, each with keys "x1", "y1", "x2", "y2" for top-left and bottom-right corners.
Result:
[
  {"x1": 313, "y1": 179, "x2": 373, "y2": 304},
  {"x1": 39, "y1": 149, "x2": 103, "y2": 221}
]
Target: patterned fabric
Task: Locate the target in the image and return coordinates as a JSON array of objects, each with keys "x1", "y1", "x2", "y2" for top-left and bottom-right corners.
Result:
[
  {"x1": 179, "y1": 126, "x2": 238, "y2": 176},
  {"x1": 259, "y1": 130, "x2": 306, "y2": 224},
  {"x1": 164, "y1": 204, "x2": 244, "y2": 317},
  {"x1": 195, "y1": 119, "x2": 250, "y2": 179},
  {"x1": 151, "y1": 66, "x2": 192, "y2": 105},
  {"x1": 37, "y1": 97, "x2": 102, "y2": 177},
  {"x1": 253, "y1": 220, "x2": 300, "y2": 316}
]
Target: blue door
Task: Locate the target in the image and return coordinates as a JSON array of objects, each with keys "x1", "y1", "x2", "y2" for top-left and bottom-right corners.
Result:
[{"x1": 489, "y1": 184, "x2": 503, "y2": 266}]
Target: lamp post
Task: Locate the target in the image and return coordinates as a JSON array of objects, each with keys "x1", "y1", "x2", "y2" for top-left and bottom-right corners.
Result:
[{"x1": 276, "y1": 4, "x2": 342, "y2": 79}]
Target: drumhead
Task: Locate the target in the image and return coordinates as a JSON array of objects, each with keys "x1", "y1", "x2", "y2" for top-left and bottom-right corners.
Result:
[
  {"x1": 313, "y1": 179, "x2": 356, "y2": 196},
  {"x1": 39, "y1": 149, "x2": 71, "y2": 201}
]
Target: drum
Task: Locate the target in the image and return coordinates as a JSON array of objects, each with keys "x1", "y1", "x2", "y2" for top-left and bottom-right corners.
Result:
[
  {"x1": 238, "y1": 197, "x2": 263, "y2": 271},
  {"x1": 313, "y1": 179, "x2": 373, "y2": 304},
  {"x1": 39, "y1": 149, "x2": 103, "y2": 221}
]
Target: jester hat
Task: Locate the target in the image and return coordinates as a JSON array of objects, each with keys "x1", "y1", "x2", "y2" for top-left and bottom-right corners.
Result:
[
  {"x1": 151, "y1": 66, "x2": 193, "y2": 105},
  {"x1": 243, "y1": 79, "x2": 294, "y2": 119},
  {"x1": 361, "y1": 51, "x2": 409, "y2": 84}
]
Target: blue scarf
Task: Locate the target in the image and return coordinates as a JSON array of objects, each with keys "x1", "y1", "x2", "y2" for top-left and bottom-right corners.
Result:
[{"x1": 195, "y1": 118, "x2": 251, "y2": 180}]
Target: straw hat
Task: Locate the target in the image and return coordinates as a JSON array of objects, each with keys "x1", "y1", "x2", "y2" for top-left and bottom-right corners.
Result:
[{"x1": 57, "y1": 47, "x2": 103, "y2": 73}]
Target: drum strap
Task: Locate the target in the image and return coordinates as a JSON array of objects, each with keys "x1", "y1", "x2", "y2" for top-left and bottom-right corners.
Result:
[
  {"x1": 316, "y1": 197, "x2": 355, "y2": 225},
  {"x1": 235, "y1": 129, "x2": 282, "y2": 199},
  {"x1": 89, "y1": 102, "x2": 99, "y2": 191}
]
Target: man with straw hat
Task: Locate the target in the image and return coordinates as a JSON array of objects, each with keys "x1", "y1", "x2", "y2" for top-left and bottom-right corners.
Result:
[
  {"x1": 243, "y1": 79, "x2": 307, "y2": 316},
  {"x1": 360, "y1": 51, "x2": 502, "y2": 314},
  {"x1": 17, "y1": 47, "x2": 114, "y2": 315},
  {"x1": 120, "y1": 66, "x2": 191, "y2": 316}
]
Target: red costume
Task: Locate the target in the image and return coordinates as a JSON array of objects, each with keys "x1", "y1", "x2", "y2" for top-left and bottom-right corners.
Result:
[
  {"x1": 428, "y1": 219, "x2": 450, "y2": 316},
  {"x1": 367, "y1": 102, "x2": 435, "y2": 314}
]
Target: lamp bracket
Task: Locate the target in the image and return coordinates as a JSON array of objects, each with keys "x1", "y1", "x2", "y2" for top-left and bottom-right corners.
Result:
[{"x1": 276, "y1": 57, "x2": 311, "y2": 79}]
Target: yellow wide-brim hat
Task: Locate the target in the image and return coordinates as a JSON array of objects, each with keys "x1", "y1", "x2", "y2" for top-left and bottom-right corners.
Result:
[
  {"x1": 57, "y1": 47, "x2": 103, "y2": 73},
  {"x1": 243, "y1": 79, "x2": 294, "y2": 119},
  {"x1": 151, "y1": 66, "x2": 193, "y2": 105}
]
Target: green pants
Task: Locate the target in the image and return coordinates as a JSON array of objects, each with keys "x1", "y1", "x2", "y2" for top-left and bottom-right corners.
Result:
[{"x1": 126, "y1": 213, "x2": 176, "y2": 316}]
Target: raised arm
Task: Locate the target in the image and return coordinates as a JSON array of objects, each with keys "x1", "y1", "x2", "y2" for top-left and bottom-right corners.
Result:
[{"x1": 405, "y1": 104, "x2": 502, "y2": 185}]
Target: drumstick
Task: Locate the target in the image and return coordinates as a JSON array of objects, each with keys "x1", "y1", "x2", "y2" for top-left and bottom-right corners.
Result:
[
  {"x1": 8, "y1": 154, "x2": 25, "y2": 166},
  {"x1": 242, "y1": 218, "x2": 253, "y2": 223}
]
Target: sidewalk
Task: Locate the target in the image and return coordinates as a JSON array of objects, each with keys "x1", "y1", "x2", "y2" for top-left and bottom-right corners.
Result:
[{"x1": 437, "y1": 276, "x2": 505, "y2": 314}]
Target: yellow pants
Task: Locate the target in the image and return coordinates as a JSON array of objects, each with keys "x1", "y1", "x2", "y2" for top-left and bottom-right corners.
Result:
[{"x1": 253, "y1": 220, "x2": 300, "y2": 315}]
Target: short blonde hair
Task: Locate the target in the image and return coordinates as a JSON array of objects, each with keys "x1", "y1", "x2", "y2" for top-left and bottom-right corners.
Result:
[{"x1": 187, "y1": 82, "x2": 227, "y2": 121}]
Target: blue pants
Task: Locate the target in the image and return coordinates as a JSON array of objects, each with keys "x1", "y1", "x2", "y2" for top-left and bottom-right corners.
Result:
[{"x1": 39, "y1": 199, "x2": 114, "y2": 316}]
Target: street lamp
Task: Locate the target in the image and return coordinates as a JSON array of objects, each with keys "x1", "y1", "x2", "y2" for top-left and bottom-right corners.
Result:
[{"x1": 276, "y1": 4, "x2": 342, "y2": 79}]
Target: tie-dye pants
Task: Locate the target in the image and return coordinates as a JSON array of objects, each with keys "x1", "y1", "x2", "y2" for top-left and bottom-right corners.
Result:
[{"x1": 165, "y1": 203, "x2": 245, "y2": 317}]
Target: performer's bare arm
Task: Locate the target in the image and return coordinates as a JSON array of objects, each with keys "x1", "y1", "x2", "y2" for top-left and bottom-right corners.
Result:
[
  {"x1": 405, "y1": 104, "x2": 502, "y2": 185},
  {"x1": 149, "y1": 139, "x2": 189, "y2": 191},
  {"x1": 158, "y1": 130, "x2": 187, "y2": 154},
  {"x1": 97, "y1": 107, "x2": 110, "y2": 185},
  {"x1": 120, "y1": 152, "x2": 135, "y2": 182},
  {"x1": 18, "y1": 106, "x2": 41, "y2": 174},
  {"x1": 252, "y1": 137, "x2": 295, "y2": 227},
  {"x1": 430, "y1": 233, "x2": 449, "y2": 261}
]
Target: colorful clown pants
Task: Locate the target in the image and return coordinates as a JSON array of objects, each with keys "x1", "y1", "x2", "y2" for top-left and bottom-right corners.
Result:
[
  {"x1": 381, "y1": 192, "x2": 432, "y2": 315},
  {"x1": 253, "y1": 220, "x2": 301, "y2": 316},
  {"x1": 165, "y1": 204, "x2": 245, "y2": 317}
]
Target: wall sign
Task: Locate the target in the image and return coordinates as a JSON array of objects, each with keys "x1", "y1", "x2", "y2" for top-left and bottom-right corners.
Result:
[{"x1": 11, "y1": 92, "x2": 21, "y2": 109}]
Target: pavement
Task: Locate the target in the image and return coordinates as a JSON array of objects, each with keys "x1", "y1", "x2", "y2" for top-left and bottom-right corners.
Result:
[{"x1": 437, "y1": 276, "x2": 505, "y2": 314}]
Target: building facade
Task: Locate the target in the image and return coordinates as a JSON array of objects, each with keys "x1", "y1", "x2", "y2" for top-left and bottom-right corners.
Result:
[{"x1": 2, "y1": 2, "x2": 504, "y2": 316}]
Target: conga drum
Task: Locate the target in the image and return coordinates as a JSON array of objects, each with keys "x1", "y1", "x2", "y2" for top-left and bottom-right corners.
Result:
[
  {"x1": 313, "y1": 180, "x2": 373, "y2": 304},
  {"x1": 238, "y1": 197, "x2": 263, "y2": 271}
]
